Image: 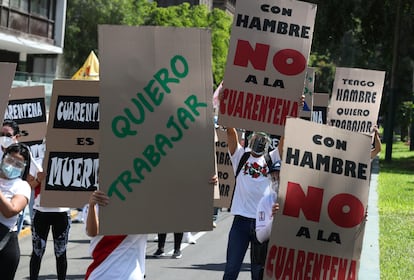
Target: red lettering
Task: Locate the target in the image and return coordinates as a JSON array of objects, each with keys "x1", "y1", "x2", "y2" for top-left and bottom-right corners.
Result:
[
  {"x1": 281, "y1": 249, "x2": 295, "y2": 279},
  {"x1": 304, "y1": 252, "x2": 314, "y2": 280},
  {"x1": 233, "y1": 40, "x2": 306, "y2": 75},
  {"x1": 337, "y1": 259, "x2": 349, "y2": 280},
  {"x1": 243, "y1": 92, "x2": 254, "y2": 119},
  {"x1": 328, "y1": 193, "x2": 365, "y2": 228},
  {"x1": 294, "y1": 250, "x2": 306, "y2": 279},
  {"x1": 266, "y1": 245, "x2": 277, "y2": 278},
  {"x1": 234, "y1": 40, "x2": 269, "y2": 70},
  {"x1": 329, "y1": 257, "x2": 339, "y2": 280},
  {"x1": 273, "y1": 49, "x2": 306, "y2": 75},
  {"x1": 283, "y1": 182, "x2": 324, "y2": 222}
]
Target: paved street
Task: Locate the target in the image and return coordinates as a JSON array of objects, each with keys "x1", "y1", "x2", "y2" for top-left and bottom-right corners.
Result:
[{"x1": 15, "y1": 209, "x2": 252, "y2": 280}]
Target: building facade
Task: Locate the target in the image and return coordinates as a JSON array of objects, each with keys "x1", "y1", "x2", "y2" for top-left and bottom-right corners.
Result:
[{"x1": 0, "y1": 0, "x2": 67, "y2": 97}]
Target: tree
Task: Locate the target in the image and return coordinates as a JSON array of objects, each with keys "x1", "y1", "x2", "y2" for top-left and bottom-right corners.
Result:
[
  {"x1": 64, "y1": 1, "x2": 232, "y2": 87},
  {"x1": 64, "y1": 0, "x2": 132, "y2": 76}
]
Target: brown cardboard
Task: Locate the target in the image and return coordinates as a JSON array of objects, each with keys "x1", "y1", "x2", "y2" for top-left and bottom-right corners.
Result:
[
  {"x1": 0, "y1": 63, "x2": 17, "y2": 124},
  {"x1": 264, "y1": 117, "x2": 372, "y2": 279},
  {"x1": 98, "y1": 25, "x2": 215, "y2": 235},
  {"x1": 328, "y1": 67, "x2": 385, "y2": 135},
  {"x1": 219, "y1": 0, "x2": 317, "y2": 136},
  {"x1": 40, "y1": 80, "x2": 99, "y2": 207}
]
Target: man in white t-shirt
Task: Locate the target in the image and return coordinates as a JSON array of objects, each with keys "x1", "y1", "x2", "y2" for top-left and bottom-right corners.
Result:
[{"x1": 223, "y1": 129, "x2": 280, "y2": 280}]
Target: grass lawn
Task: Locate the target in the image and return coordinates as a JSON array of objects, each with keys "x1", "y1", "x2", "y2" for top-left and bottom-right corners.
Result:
[{"x1": 378, "y1": 141, "x2": 414, "y2": 280}]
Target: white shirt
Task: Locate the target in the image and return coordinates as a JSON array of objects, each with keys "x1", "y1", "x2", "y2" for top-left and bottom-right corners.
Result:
[
  {"x1": 0, "y1": 177, "x2": 31, "y2": 229},
  {"x1": 230, "y1": 144, "x2": 280, "y2": 218},
  {"x1": 256, "y1": 189, "x2": 277, "y2": 243},
  {"x1": 84, "y1": 206, "x2": 147, "y2": 280}
]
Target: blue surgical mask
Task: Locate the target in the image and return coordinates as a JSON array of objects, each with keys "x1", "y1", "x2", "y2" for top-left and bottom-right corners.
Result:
[{"x1": 1, "y1": 162, "x2": 23, "y2": 179}]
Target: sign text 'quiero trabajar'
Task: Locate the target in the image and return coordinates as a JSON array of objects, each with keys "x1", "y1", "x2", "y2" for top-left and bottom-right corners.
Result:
[{"x1": 108, "y1": 55, "x2": 207, "y2": 200}]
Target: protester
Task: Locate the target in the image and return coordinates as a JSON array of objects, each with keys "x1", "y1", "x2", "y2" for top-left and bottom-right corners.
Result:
[
  {"x1": 153, "y1": 232, "x2": 184, "y2": 259},
  {"x1": 85, "y1": 190, "x2": 147, "y2": 280},
  {"x1": 255, "y1": 160, "x2": 281, "y2": 244},
  {"x1": 29, "y1": 170, "x2": 71, "y2": 280},
  {"x1": 223, "y1": 128, "x2": 280, "y2": 280},
  {"x1": 255, "y1": 160, "x2": 282, "y2": 279},
  {"x1": 0, "y1": 143, "x2": 32, "y2": 280},
  {"x1": 1, "y1": 119, "x2": 43, "y2": 233}
]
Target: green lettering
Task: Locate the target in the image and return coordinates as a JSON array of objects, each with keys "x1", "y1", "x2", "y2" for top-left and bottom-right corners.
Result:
[
  {"x1": 112, "y1": 116, "x2": 137, "y2": 138},
  {"x1": 133, "y1": 157, "x2": 152, "y2": 180},
  {"x1": 171, "y1": 55, "x2": 189, "y2": 78},
  {"x1": 166, "y1": 116, "x2": 183, "y2": 141},
  {"x1": 143, "y1": 145, "x2": 161, "y2": 167},
  {"x1": 144, "y1": 80, "x2": 163, "y2": 107},
  {"x1": 124, "y1": 98, "x2": 146, "y2": 124},
  {"x1": 184, "y1": 94, "x2": 207, "y2": 117},
  {"x1": 177, "y1": 107, "x2": 195, "y2": 129},
  {"x1": 137, "y1": 91, "x2": 155, "y2": 112},
  {"x1": 155, "y1": 134, "x2": 173, "y2": 156},
  {"x1": 107, "y1": 171, "x2": 140, "y2": 201},
  {"x1": 154, "y1": 68, "x2": 179, "y2": 94}
]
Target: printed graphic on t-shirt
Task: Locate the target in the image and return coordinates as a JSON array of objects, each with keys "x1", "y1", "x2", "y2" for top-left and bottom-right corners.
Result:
[{"x1": 242, "y1": 161, "x2": 268, "y2": 178}]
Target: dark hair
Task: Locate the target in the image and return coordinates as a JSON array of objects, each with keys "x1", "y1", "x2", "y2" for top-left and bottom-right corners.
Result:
[
  {"x1": 2, "y1": 143, "x2": 31, "y2": 180},
  {"x1": 2, "y1": 119, "x2": 20, "y2": 136}
]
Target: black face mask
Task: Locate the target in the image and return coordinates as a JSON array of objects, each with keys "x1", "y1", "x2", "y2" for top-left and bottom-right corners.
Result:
[{"x1": 249, "y1": 133, "x2": 269, "y2": 156}]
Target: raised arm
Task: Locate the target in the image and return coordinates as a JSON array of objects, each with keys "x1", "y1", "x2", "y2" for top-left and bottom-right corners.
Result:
[
  {"x1": 226, "y1": 127, "x2": 239, "y2": 156},
  {"x1": 86, "y1": 190, "x2": 109, "y2": 237}
]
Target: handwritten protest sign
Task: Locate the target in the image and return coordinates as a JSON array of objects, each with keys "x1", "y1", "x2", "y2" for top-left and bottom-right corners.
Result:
[
  {"x1": 328, "y1": 67, "x2": 385, "y2": 135},
  {"x1": 41, "y1": 80, "x2": 99, "y2": 207},
  {"x1": 214, "y1": 128, "x2": 236, "y2": 208},
  {"x1": 219, "y1": 0, "x2": 317, "y2": 135},
  {"x1": 98, "y1": 25, "x2": 215, "y2": 234},
  {"x1": 0, "y1": 63, "x2": 16, "y2": 123},
  {"x1": 7, "y1": 86, "x2": 47, "y2": 170},
  {"x1": 264, "y1": 118, "x2": 372, "y2": 280}
]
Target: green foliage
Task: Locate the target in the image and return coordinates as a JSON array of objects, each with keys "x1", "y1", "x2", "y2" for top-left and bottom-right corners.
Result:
[
  {"x1": 396, "y1": 101, "x2": 413, "y2": 142},
  {"x1": 308, "y1": 52, "x2": 335, "y2": 94},
  {"x1": 64, "y1": 0, "x2": 130, "y2": 75},
  {"x1": 64, "y1": 1, "x2": 232, "y2": 87}
]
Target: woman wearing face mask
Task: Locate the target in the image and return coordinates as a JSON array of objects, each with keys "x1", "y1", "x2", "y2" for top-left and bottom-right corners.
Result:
[{"x1": 0, "y1": 143, "x2": 31, "y2": 280}]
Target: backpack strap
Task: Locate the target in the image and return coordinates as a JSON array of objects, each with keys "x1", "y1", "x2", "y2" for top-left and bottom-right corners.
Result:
[
  {"x1": 229, "y1": 151, "x2": 250, "y2": 210},
  {"x1": 264, "y1": 153, "x2": 273, "y2": 172},
  {"x1": 235, "y1": 151, "x2": 251, "y2": 178}
]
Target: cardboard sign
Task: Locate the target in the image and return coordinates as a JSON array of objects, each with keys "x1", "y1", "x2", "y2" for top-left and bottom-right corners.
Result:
[
  {"x1": 299, "y1": 67, "x2": 315, "y2": 120},
  {"x1": 219, "y1": 0, "x2": 317, "y2": 135},
  {"x1": 264, "y1": 118, "x2": 372, "y2": 280},
  {"x1": 311, "y1": 92, "x2": 330, "y2": 124},
  {"x1": 328, "y1": 68, "x2": 385, "y2": 135},
  {"x1": 40, "y1": 80, "x2": 99, "y2": 207},
  {"x1": 0, "y1": 63, "x2": 17, "y2": 124},
  {"x1": 98, "y1": 25, "x2": 215, "y2": 235},
  {"x1": 7, "y1": 86, "x2": 47, "y2": 171},
  {"x1": 214, "y1": 128, "x2": 236, "y2": 208}
]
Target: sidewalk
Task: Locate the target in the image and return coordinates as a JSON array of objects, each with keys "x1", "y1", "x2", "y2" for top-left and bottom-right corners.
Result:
[{"x1": 358, "y1": 157, "x2": 380, "y2": 279}]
